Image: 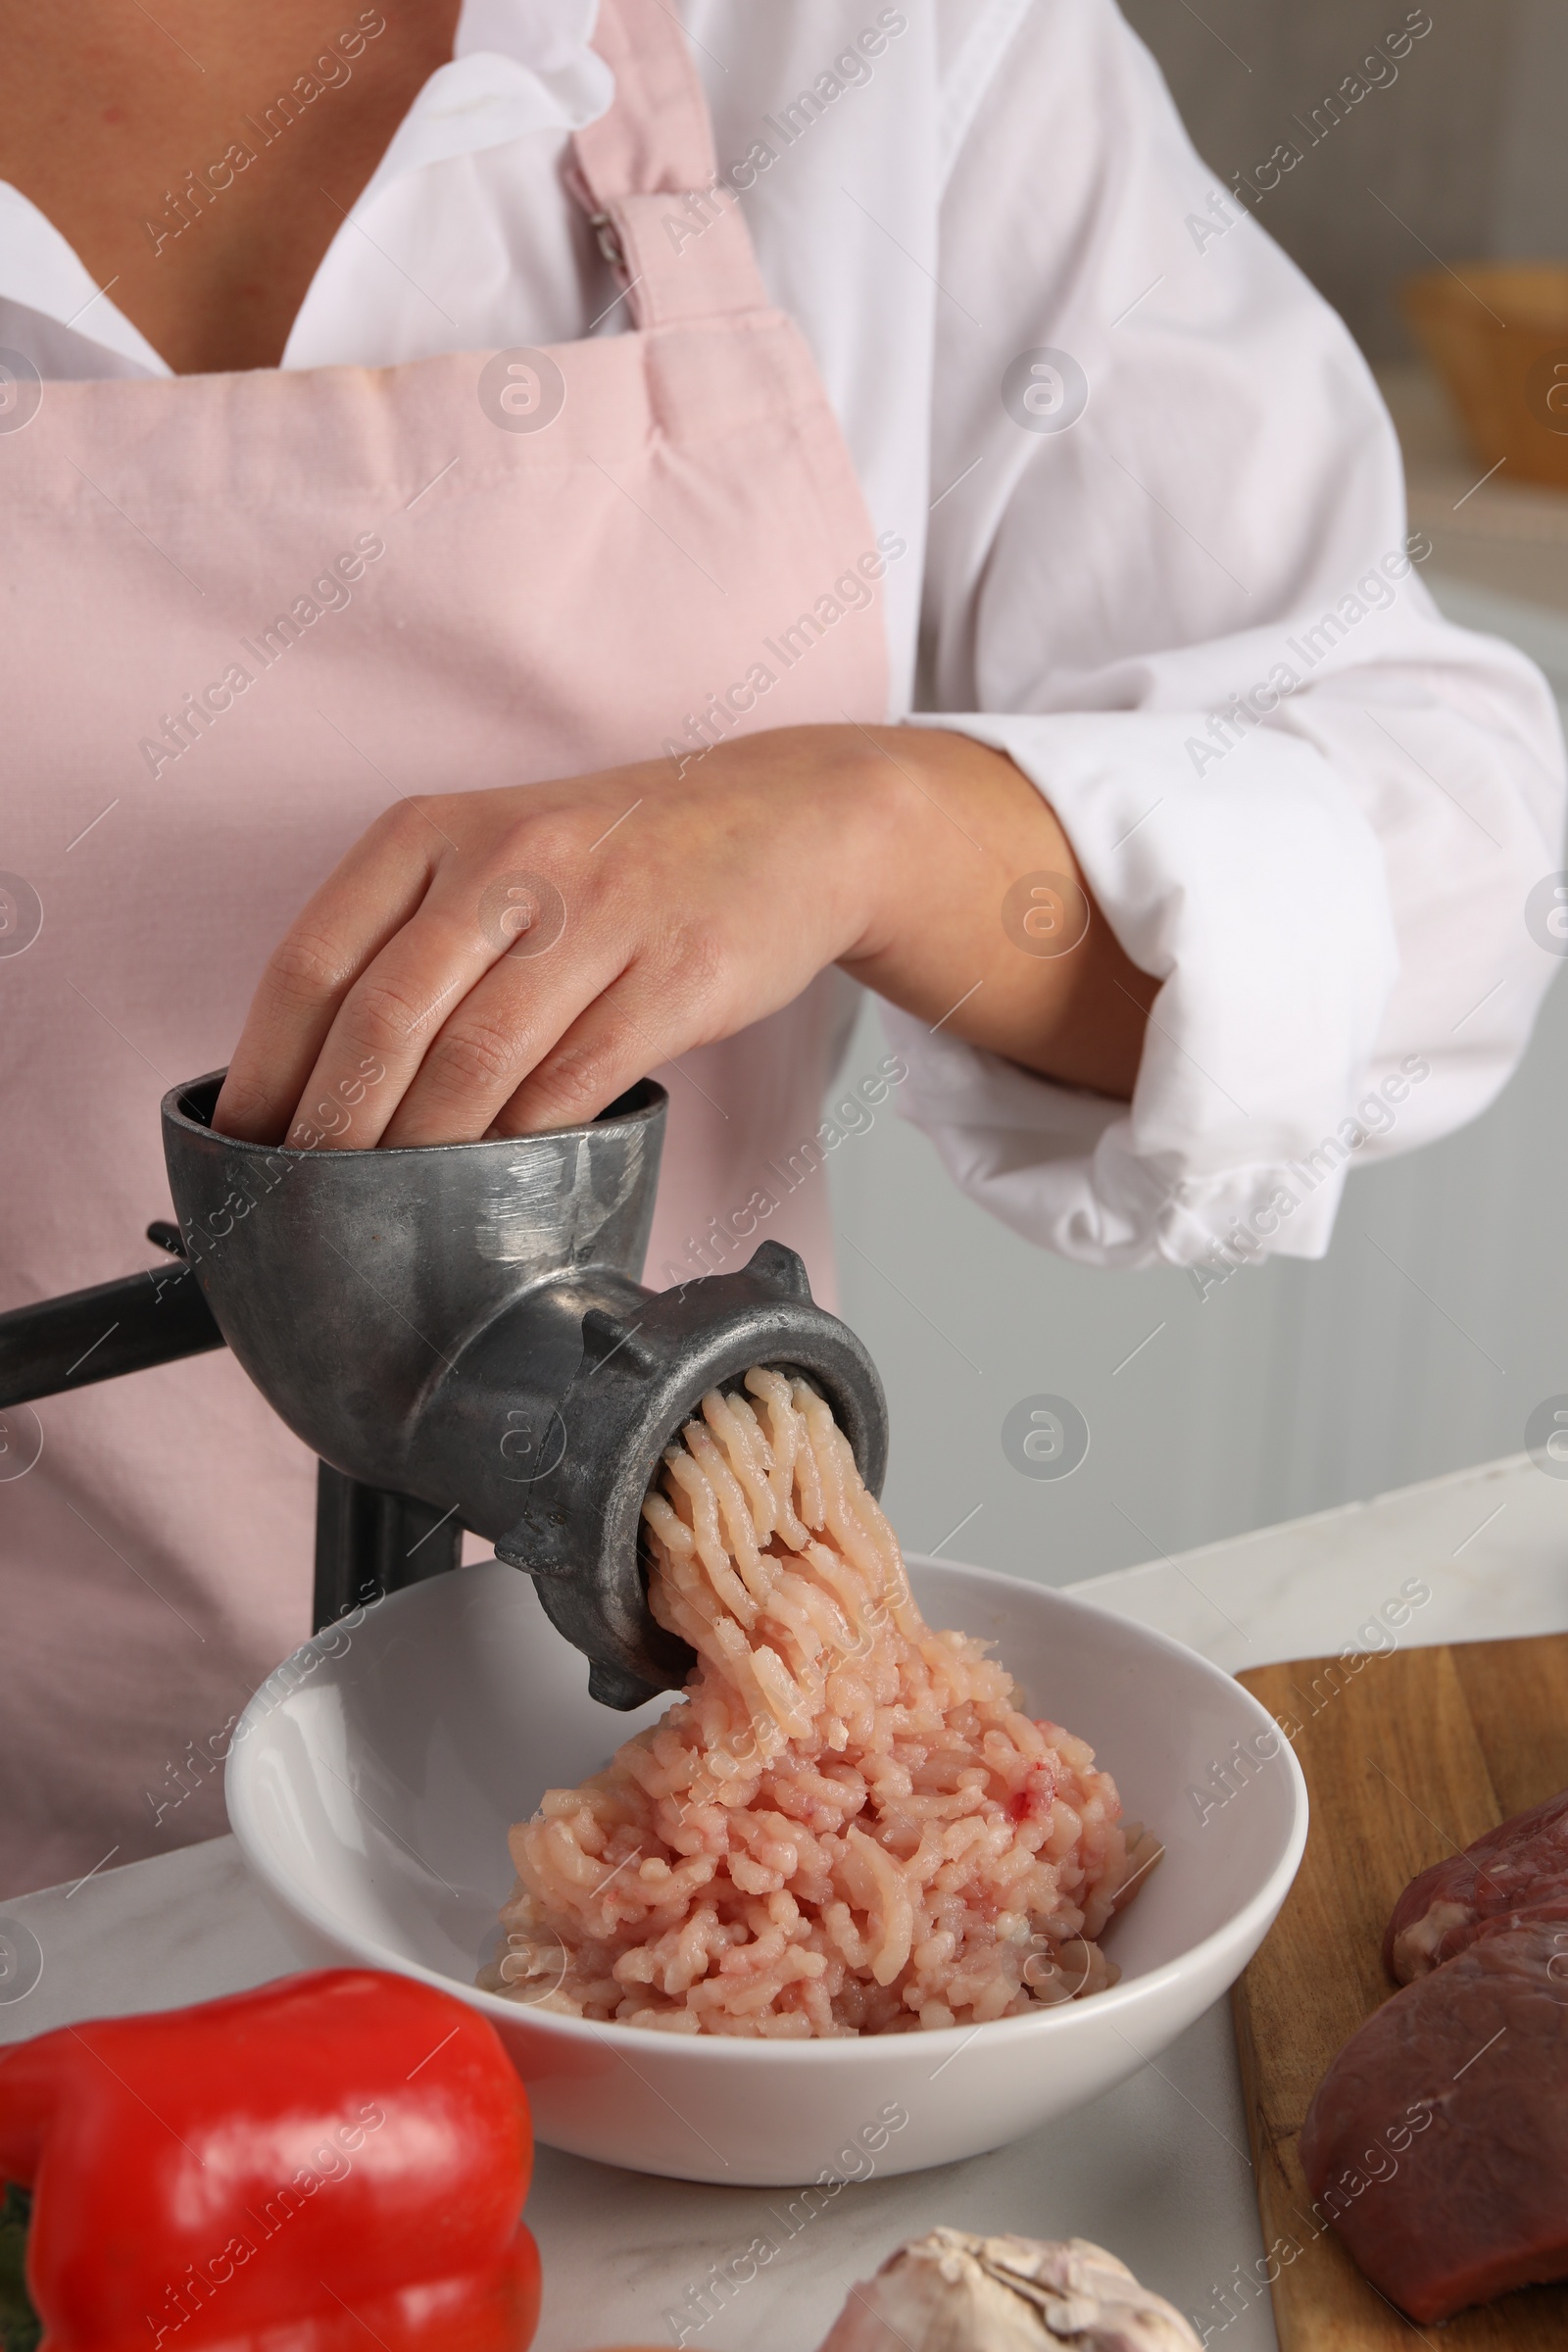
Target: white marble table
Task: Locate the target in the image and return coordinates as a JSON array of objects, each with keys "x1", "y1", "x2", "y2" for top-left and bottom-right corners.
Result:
[{"x1": 5, "y1": 1449, "x2": 1565, "y2": 2351}]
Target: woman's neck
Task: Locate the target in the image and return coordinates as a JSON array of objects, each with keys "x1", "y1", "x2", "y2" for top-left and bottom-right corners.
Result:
[{"x1": 0, "y1": 1, "x2": 462, "y2": 373}]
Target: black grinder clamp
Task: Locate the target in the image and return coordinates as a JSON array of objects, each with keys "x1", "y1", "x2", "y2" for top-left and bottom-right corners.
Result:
[{"x1": 0, "y1": 1072, "x2": 888, "y2": 1709}]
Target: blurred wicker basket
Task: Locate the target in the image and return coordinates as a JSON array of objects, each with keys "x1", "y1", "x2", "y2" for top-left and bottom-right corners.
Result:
[{"x1": 1401, "y1": 263, "x2": 1568, "y2": 492}]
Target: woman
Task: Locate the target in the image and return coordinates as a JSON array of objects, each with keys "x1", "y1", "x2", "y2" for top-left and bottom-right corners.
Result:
[{"x1": 1, "y1": 0, "x2": 1560, "y2": 1897}]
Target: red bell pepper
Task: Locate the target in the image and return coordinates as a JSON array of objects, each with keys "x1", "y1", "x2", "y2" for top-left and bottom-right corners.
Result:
[{"x1": 0, "y1": 1969, "x2": 539, "y2": 2352}]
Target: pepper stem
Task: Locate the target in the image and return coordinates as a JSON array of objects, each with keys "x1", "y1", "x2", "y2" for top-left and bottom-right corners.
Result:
[{"x1": 0, "y1": 2183, "x2": 39, "y2": 2352}]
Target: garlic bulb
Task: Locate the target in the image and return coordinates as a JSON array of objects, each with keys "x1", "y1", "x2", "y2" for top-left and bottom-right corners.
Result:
[{"x1": 814, "y1": 2229, "x2": 1203, "y2": 2352}]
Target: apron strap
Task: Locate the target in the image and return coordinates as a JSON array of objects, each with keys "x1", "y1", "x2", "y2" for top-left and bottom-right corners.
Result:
[{"x1": 570, "y1": 0, "x2": 769, "y2": 329}]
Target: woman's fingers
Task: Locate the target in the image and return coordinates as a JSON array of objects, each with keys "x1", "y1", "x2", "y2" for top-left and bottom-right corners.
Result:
[
  {"x1": 290, "y1": 833, "x2": 660, "y2": 1147},
  {"x1": 280, "y1": 903, "x2": 551, "y2": 1150},
  {"x1": 486, "y1": 935, "x2": 810, "y2": 1139},
  {"x1": 213, "y1": 805, "x2": 441, "y2": 1142},
  {"x1": 486, "y1": 977, "x2": 697, "y2": 1140},
  {"x1": 371, "y1": 910, "x2": 635, "y2": 1146}
]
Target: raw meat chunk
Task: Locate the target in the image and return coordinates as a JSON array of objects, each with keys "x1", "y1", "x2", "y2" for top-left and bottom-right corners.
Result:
[
  {"x1": 1300, "y1": 1923, "x2": 1568, "y2": 2322},
  {"x1": 1384, "y1": 1785, "x2": 1568, "y2": 1982}
]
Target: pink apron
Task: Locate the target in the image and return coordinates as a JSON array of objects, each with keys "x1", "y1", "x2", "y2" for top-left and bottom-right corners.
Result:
[{"x1": 0, "y1": 0, "x2": 889, "y2": 1896}]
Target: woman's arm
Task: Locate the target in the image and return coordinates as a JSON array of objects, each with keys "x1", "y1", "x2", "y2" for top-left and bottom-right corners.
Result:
[
  {"x1": 867, "y1": 0, "x2": 1563, "y2": 1273},
  {"x1": 214, "y1": 724, "x2": 1157, "y2": 1149}
]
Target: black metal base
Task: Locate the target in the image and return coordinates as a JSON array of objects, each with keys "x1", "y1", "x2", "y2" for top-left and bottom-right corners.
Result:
[{"x1": 312, "y1": 1463, "x2": 465, "y2": 1631}]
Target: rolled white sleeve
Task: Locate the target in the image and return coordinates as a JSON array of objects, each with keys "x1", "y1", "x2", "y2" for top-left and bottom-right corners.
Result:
[{"x1": 888, "y1": 0, "x2": 1566, "y2": 1271}]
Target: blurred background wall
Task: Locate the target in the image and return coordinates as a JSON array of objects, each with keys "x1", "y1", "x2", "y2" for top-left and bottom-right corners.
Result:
[
  {"x1": 1117, "y1": 0, "x2": 1568, "y2": 360},
  {"x1": 830, "y1": 0, "x2": 1568, "y2": 1589}
]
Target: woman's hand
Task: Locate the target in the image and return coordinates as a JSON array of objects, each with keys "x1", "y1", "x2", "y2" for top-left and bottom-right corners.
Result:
[{"x1": 213, "y1": 724, "x2": 1156, "y2": 1150}]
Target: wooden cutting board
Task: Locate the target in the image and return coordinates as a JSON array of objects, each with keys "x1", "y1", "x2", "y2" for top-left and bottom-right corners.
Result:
[{"x1": 1230, "y1": 1636, "x2": 1568, "y2": 2350}]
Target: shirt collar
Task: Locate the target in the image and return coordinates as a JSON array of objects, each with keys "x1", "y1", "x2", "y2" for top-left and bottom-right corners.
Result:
[
  {"x1": 0, "y1": 185, "x2": 172, "y2": 376},
  {"x1": 351, "y1": 0, "x2": 612, "y2": 216}
]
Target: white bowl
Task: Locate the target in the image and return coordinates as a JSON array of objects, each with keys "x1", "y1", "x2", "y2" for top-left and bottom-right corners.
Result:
[{"x1": 225, "y1": 1556, "x2": 1305, "y2": 2186}]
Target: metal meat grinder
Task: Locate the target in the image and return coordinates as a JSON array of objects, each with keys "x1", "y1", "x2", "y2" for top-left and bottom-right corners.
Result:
[{"x1": 0, "y1": 1072, "x2": 888, "y2": 1708}]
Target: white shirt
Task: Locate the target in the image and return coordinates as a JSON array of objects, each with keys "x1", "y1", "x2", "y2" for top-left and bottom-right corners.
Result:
[{"x1": 3, "y1": 0, "x2": 1562, "y2": 1274}]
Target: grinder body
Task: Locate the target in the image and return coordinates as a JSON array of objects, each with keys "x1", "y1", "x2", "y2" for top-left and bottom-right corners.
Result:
[{"x1": 0, "y1": 1072, "x2": 888, "y2": 1711}]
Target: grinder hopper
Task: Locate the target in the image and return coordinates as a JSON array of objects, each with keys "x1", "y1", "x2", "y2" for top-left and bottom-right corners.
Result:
[{"x1": 0, "y1": 1071, "x2": 888, "y2": 1711}]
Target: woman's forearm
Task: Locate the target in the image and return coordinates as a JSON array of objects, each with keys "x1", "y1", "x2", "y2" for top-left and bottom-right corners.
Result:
[{"x1": 834, "y1": 724, "x2": 1157, "y2": 1100}]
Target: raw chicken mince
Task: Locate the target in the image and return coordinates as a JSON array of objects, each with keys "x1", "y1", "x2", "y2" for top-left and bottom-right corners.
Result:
[{"x1": 482, "y1": 1371, "x2": 1158, "y2": 2036}]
